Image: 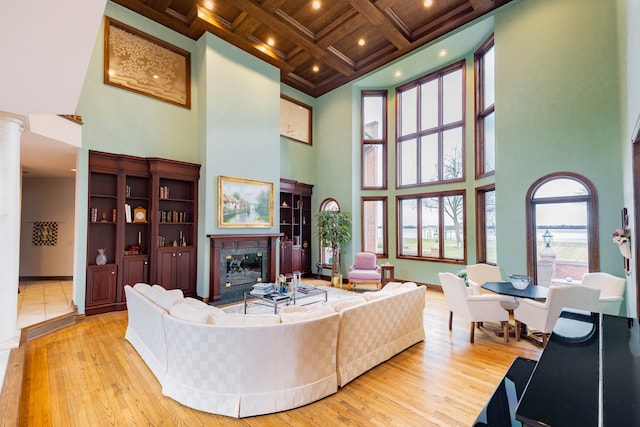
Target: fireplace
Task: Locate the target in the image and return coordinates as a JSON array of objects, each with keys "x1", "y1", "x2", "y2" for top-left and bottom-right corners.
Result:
[{"x1": 207, "y1": 233, "x2": 281, "y2": 303}]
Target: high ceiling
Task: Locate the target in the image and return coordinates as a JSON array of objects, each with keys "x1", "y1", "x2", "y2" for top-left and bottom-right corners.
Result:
[{"x1": 112, "y1": 0, "x2": 512, "y2": 97}]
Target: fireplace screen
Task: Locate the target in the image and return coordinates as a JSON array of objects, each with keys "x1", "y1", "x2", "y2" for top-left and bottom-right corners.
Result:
[{"x1": 225, "y1": 252, "x2": 263, "y2": 287}]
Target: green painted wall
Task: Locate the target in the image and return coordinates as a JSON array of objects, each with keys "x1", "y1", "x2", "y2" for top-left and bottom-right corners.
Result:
[{"x1": 495, "y1": 0, "x2": 624, "y2": 289}]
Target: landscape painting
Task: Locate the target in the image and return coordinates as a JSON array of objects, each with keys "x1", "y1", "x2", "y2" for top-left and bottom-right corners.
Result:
[{"x1": 218, "y1": 176, "x2": 273, "y2": 228}]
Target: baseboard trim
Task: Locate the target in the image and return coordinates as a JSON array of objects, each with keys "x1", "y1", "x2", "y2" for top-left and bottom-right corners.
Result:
[{"x1": 19, "y1": 276, "x2": 73, "y2": 281}]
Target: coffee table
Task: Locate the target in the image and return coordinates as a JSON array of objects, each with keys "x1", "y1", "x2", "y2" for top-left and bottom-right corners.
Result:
[{"x1": 243, "y1": 285, "x2": 328, "y2": 314}]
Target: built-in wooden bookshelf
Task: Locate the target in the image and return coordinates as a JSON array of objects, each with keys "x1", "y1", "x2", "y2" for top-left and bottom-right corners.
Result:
[
  {"x1": 279, "y1": 179, "x2": 313, "y2": 277},
  {"x1": 86, "y1": 151, "x2": 200, "y2": 315}
]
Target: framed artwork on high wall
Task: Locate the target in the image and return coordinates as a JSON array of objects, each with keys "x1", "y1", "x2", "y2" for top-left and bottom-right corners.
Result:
[
  {"x1": 280, "y1": 95, "x2": 312, "y2": 145},
  {"x1": 104, "y1": 17, "x2": 191, "y2": 108},
  {"x1": 218, "y1": 176, "x2": 274, "y2": 228}
]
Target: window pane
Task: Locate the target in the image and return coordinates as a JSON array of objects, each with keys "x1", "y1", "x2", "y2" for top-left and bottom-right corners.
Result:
[
  {"x1": 400, "y1": 199, "x2": 418, "y2": 256},
  {"x1": 534, "y1": 179, "x2": 588, "y2": 199},
  {"x1": 421, "y1": 197, "x2": 439, "y2": 257},
  {"x1": 443, "y1": 127, "x2": 463, "y2": 180},
  {"x1": 420, "y1": 79, "x2": 438, "y2": 131},
  {"x1": 399, "y1": 87, "x2": 417, "y2": 136},
  {"x1": 484, "y1": 190, "x2": 497, "y2": 263},
  {"x1": 363, "y1": 95, "x2": 384, "y2": 140},
  {"x1": 443, "y1": 69, "x2": 462, "y2": 124},
  {"x1": 400, "y1": 138, "x2": 417, "y2": 186},
  {"x1": 484, "y1": 112, "x2": 495, "y2": 172},
  {"x1": 363, "y1": 199, "x2": 385, "y2": 254},
  {"x1": 420, "y1": 133, "x2": 438, "y2": 183},
  {"x1": 443, "y1": 194, "x2": 464, "y2": 260},
  {"x1": 363, "y1": 144, "x2": 383, "y2": 187},
  {"x1": 535, "y1": 202, "x2": 589, "y2": 285},
  {"x1": 483, "y1": 46, "x2": 495, "y2": 109}
]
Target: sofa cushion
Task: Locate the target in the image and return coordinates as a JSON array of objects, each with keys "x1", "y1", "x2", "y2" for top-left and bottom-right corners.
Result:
[
  {"x1": 327, "y1": 297, "x2": 367, "y2": 312},
  {"x1": 214, "y1": 314, "x2": 281, "y2": 325},
  {"x1": 170, "y1": 303, "x2": 212, "y2": 324},
  {"x1": 133, "y1": 283, "x2": 155, "y2": 299},
  {"x1": 280, "y1": 305, "x2": 335, "y2": 323},
  {"x1": 381, "y1": 281, "x2": 403, "y2": 291},
  {"x1": 150, "y1": 285, "x2": 184, "y2": 311},
  {"x1": 362, "y1": 290, "x2": 392, "y2": 301}
]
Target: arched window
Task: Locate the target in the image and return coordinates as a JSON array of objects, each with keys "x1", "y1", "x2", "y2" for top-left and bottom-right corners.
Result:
[
  {"x1": 319, "y1": 198, "x2": 340, "y2": 266},
  {"x1": 526, "y1": 173, "x2": 599, "y2": 286}
]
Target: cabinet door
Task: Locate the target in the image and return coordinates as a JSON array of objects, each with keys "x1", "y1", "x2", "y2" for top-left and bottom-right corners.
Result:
[
  {"x1": 122, "y1": 256, "x2": 149, "y2": 286},
  {"x1": 280, "y1": 241, "x2": 293, "y2": 276},
  {"x1": 86, "y1": 265, "x2": 117, "y2": 307},
  {"x1": 301, "y1": 248, "x2": 309, "y2": 274},
  {"x1": 156, "y1": 249, "x2": 177, "y2": 289},
  {"x1": 292, "y1": 245, "x2": 302, "y2": 273},
  {"x1": 175, "y1": 249, "x2": 195, "y2": 294}
]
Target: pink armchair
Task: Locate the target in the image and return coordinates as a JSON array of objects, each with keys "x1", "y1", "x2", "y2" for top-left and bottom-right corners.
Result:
[{"x1": 347, "y1": 252, "x2": 382, "y2": 291}]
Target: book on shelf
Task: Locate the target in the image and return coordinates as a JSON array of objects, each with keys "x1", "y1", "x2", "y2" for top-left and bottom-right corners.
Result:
[
  {"x1": 90, "y1": 208, "x2": 98, "y2": 223},
  {"x1": 125, "y1": 204, "x2": 132, "y2": 223}
]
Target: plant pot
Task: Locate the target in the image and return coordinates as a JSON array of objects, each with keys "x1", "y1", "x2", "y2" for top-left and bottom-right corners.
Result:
[
  {"x1": 331, "y1": 273, "x2": 343, "y2": 288},
  {"x1": 618, "y1": 241, "x2": 632, "y2": 259}
]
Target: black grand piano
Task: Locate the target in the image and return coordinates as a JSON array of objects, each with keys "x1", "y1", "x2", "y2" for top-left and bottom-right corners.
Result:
[{"x1": 474, "y1": 311, "x2": 640, "y2": 426}]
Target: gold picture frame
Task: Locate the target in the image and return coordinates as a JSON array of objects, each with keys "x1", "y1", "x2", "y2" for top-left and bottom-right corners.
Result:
[
  {"x1": 104, "y1": 17, "x2": 191, "y2": 108},
  {"x1": 280, "y1": 95, "x2": 312, "y2": 145},
  {"x1": 218, "y1": 176, "x2": 274, "y2": 228}
]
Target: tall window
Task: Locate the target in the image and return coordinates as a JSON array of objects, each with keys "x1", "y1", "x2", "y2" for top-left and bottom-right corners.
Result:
[
  {"x1": 319, "y1": 198, "x2": 340, "y2": 266},
  {"x1": 526, "y1": 173, "x2": 599, "y2": 286},
  {"x1": 476, "y1": 185, "x2": 496, "y2": 263},
  {"x1": 398, "y1": 191, "x2": 465, "y2": 262},
  {"x1": 361, "y1": 90, "x2": 387, "y2": 189},
  {"x1": 362, "y1": 197, "x2": 387, "y2": 256},
  {"x1": 397, "y1": 61, "x2": 465, "y2": 187},
  {"x1": 475, "y1": 35, "x2": 495, "y2": 177}
]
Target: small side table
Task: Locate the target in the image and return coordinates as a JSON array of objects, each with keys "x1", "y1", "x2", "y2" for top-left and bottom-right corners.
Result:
[{"x1": 381, "y1": 265, "x2": 395, "y2": 286}]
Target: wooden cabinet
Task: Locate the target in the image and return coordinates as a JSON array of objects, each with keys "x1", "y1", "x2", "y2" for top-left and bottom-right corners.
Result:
[
  {"x1": 86, "y1": 151, "x2": 200, "y2": 315},
  {"x1": 155, "y1": 247, "x2": 195, "y2": 294},
  {"x1": 86, "y1": 264, "x2": 117, "y2": 313},
  {"x1": 279, "y1": 179, "x2": 313, "y2": 277}
]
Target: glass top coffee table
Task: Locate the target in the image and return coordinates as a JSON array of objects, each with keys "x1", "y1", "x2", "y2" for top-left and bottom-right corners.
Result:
[{"x1": 243, "y1": 285, "x2": 328, "y2": 314}]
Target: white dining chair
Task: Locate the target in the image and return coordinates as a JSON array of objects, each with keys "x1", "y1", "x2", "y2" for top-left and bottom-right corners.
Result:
[
  {"x1": 580, "y1": 272, "x2": 626, "y2": 316},
  {"x1": 514, "y1": 285, "x2": 600, "y2": 347},
  {"x1": 439, "y1": 272, "x2": 510, "y2": 343},
  {"x1": 467, "y1": 263, "x2": 519, "y2": 312}
]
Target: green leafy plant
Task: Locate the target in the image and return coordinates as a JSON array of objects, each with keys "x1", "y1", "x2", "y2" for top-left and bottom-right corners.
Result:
[{"x1": 316, "y1": 210, "x2": 352, "y2": 275}]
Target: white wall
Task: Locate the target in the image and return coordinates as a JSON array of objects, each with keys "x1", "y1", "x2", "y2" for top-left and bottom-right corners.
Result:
[{"x1": 20, "y1": 177, "x2": 76, "y2": 277}]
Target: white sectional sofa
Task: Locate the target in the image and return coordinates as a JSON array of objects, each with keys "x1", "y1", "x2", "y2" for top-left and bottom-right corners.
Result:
[{"x1": 124, "y1": 281, "x2": 425, "y2": 418}]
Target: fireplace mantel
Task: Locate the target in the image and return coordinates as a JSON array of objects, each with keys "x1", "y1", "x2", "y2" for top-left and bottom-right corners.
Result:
[{"x1": 207, "y1": 233, "x2": 282, "y2": 302}]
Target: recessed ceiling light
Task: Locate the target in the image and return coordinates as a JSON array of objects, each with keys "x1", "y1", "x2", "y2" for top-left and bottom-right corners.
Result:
[
  {"x1": 204, "y1": 1, "x2": 214, "y2": 10},
  {"x1": 395, "y1": 70, "x2": 402, "y2": 77},
  {"x1": 358, "y1": 38, "x2": 366, "y2": 46},
  {"x1": 312, "y1": 65, "x2": 319, "y2": 72},
  {"x1": 267, "y1": 38, "x2": 275, "y2": 46},
  {"x1": 312, "y1": 1, "x2": 321, "y2": 9},
  {"x1": 438, "y1": 49, "x2": 447, "y2": 57},
  {"x1": 424, "y1": 0, "x2": 433, "y2": 7},
  {"x1": 71, "y1": 168, "x2": 77, "y2": 172}
]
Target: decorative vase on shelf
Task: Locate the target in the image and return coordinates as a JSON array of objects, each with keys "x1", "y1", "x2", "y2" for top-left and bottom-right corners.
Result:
[
  {"x1": 618, "y1": 241, "x2": 632, "y2": 259},
  {"x1": 96, "y1": 248, "x2": 107, "y2": 265}
]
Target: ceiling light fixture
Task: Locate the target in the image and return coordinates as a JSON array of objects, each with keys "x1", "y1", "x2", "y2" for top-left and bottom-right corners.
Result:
[
  {"x1": 438, "y1": 49, "x2": 447, "y2": 57},
  {"x1": 267, "y1": 38, "x2": 275, "y2": 46},
  {"x1": 424, "y1": 0, "x2": 433, "y2": 7},
  {"x1": 312, "y1": 65, "x2": 319, "y2": 72},
  {"x1": 358, "y1": 38, "x2": 366, "y2": 46},
  {"x1": 204, "y1": 1, "x2": 214, "y2": 10},
  {"x1": 312, "y1": 1, "x2": 321, "y2": 9}
]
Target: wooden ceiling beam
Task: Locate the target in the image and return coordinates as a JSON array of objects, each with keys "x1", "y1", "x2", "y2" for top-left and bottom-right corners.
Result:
[
  {"x1": 230, "y1": 0, "x2": 355, "y2": 76},
  {"x1": 348, "y1": 0, "x2": 410, "y2": 49},
  {"x1": 146, "y1": 0, "x2": 172, "y2": 13}
]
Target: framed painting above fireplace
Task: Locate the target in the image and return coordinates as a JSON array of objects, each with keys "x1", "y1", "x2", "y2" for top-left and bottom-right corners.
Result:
[{"x1": 218, "y1": 176, "x2": 274, "y2": 228}]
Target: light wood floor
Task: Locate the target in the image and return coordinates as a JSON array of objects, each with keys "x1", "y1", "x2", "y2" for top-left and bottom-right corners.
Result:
[{"x1": 19, "y1": 287, "x2": 542, "y2": 426}]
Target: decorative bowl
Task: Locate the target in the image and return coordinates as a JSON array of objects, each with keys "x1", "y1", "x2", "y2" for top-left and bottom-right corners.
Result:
[{"x1": 509, "y1": 274, "x2": 532, "y2": 290}]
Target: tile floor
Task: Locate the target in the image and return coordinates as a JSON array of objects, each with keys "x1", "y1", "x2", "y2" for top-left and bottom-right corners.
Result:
[{"x1": 17, "y1": 280, "x2": 74, "y2": 329}]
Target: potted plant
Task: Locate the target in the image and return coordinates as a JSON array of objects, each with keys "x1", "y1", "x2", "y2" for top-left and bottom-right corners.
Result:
[{"x1": 316, "y1": 210, "x2": 352, "y2": 286}]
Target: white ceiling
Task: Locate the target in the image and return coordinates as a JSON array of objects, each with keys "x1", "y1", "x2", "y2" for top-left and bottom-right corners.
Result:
[{"x1": 0, "y1": 0, "x2": 107, "y2": 178}]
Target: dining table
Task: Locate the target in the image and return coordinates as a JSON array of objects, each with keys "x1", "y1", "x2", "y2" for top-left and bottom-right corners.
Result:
[
  {"x1": 481, "y1": 281, "x2": 548, "y2": 345},
  {"x1": 481, "y1": 281, "x2": 548, "y2": 300}
]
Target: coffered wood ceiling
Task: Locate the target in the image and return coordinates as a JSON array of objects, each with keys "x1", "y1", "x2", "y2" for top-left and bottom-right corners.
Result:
[{"x1": 112, "y1": 0, "x2": 512, "y2": 97}]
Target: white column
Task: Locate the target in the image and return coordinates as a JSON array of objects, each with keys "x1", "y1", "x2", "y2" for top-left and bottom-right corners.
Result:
[{"x1": 0, "y1": 113, "x2": 24, "y2": 349}]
